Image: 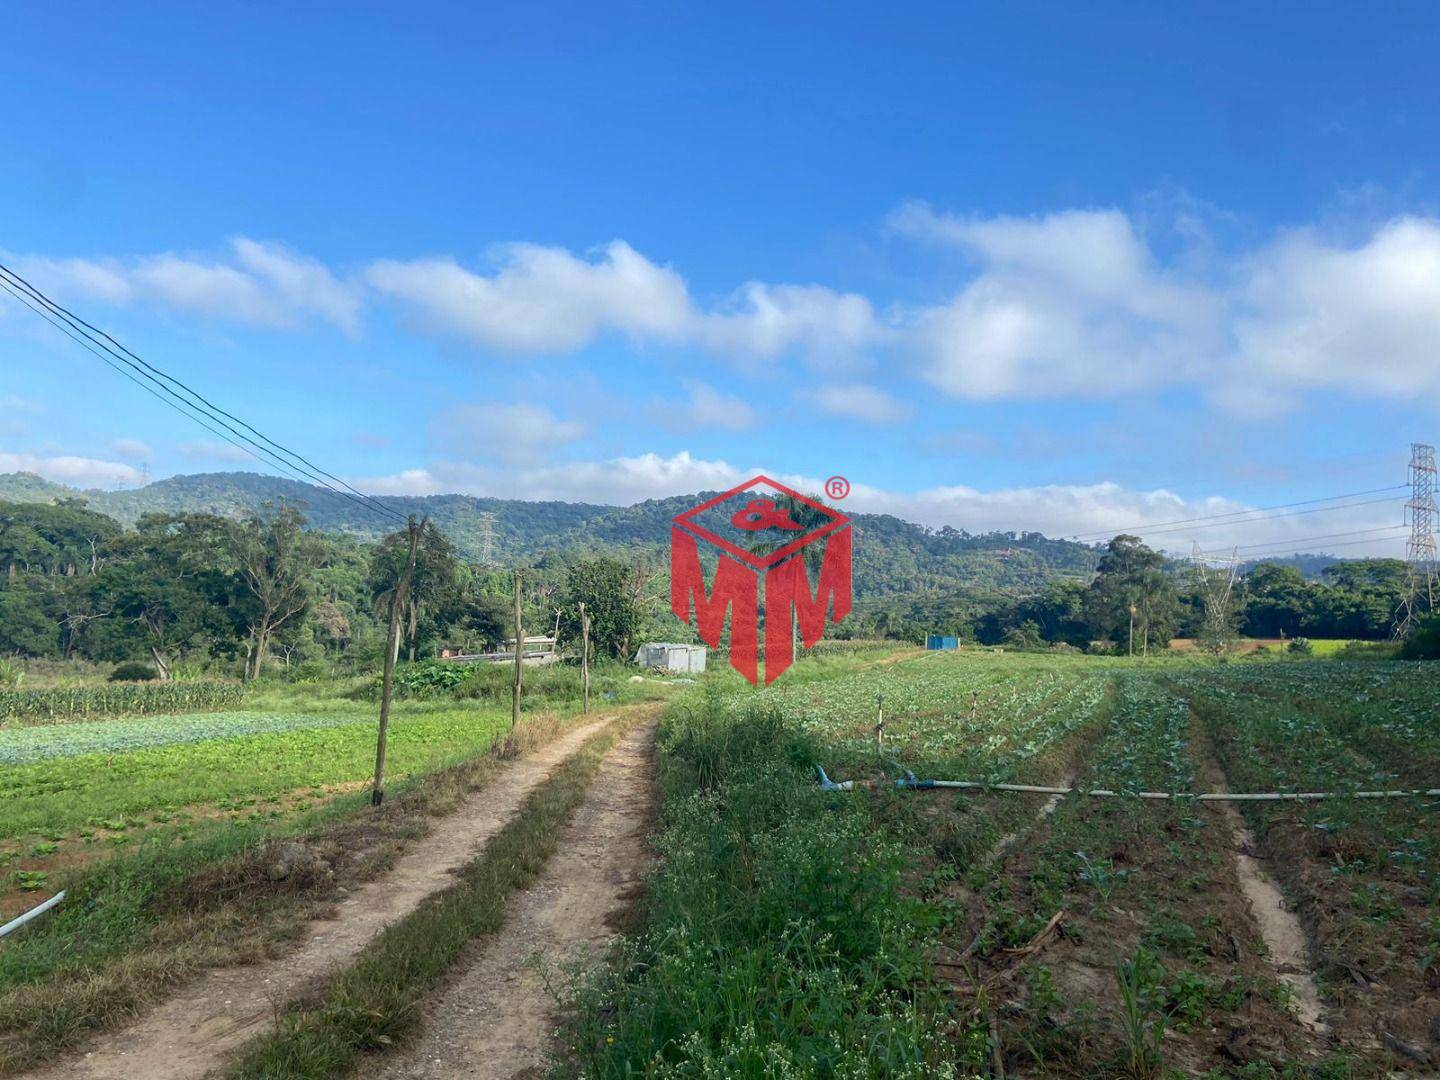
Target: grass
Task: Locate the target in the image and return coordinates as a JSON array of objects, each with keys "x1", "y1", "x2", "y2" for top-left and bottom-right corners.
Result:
[
  {"x1": 218, "y1": 709, "x2": 641, "y2": 1079},
  {"x1": 559, "y1": 688, "x2": 968, "y2": 1077}
]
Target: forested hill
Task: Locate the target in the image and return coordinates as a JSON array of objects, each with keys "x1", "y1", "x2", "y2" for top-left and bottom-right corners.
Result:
[{"x1": 0, "y1": 470, "x2": 1101, "y2": 597}]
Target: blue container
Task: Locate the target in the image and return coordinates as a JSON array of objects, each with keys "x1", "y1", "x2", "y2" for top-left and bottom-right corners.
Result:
[{"x1": 926, "y1": 635, "x2": 959, "y2": 651}]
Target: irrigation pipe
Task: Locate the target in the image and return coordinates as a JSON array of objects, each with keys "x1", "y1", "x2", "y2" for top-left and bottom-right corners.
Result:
[
  {"x1": 0, "y1": 891, "x2": 65, "y2": 939},
  {"x1": 815, "y1": 766, "x2": 1440, "y2": 803}
]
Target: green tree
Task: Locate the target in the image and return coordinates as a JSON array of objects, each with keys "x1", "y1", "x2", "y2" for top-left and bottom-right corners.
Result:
[
  {"x1": 235, "y1": 503, "x2": 323, "y2": 679},
  {"x1": 92, "y1": 513, "x2": 239, "y2": 678},
  {"x1": 559, "y1": 557, "x2": 642, "y2": 659},
  {"x1": 370, "y1": 520, "x2": 461, "y2": 662},
  {"x1": 1085, "y1": 535, "x2": 1178, "y2": 655}
]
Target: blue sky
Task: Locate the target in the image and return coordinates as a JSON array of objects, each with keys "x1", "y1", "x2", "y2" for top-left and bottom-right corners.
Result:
[{"x1": 2, "y1": 2, "x2": 1438, "y2": 556}]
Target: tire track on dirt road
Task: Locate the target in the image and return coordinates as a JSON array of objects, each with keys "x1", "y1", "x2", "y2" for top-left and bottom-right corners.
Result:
[
  {"x1": 369, "y1": 716, "x2": 658, "y2": 1080},
  {"x1": 23, "y1": 708, "x2": 649, "y2": 1080}
]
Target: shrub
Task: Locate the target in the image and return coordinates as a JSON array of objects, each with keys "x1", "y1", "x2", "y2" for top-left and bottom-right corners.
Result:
[
  {"x1": 1337, "y1": 640, "x2": 1401, "y2": 661},
  {"x1": 1399, "y1": 614, "x2": 1440, "y2": 660},
  {"x1": 1287, "y1": 637, "x2": 1314, "y2": 656},
  {"x1": 289, "y1": 660, "x2": 328, "y2": 684}
]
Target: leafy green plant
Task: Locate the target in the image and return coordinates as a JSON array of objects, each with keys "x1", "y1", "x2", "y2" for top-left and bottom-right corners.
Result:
[
  {"x1": 109, "y1": 662, "x2": 159, "y2": 683},
  {"x1": 1075, "y1": 850, "x2": 1131, "y2": 903},
  {"x1": 13, "y1": 869, "x2": 49, "y2": 892}
]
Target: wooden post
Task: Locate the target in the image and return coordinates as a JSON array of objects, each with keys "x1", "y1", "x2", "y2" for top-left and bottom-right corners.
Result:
[
  {"x1": 373, "y1": 517, "x2": 422, "y2": 807},
  {"x1": 1128, "y1": 603, "x2": 1136, "y2": 658},
  {"x1": 875, "y1": 693, "x2": 884, "y2": 752},
  {"x1": 579, "y1": 601, "x2": 591, "y2": 715},
  {"x1": 512, "y1": 569, "x2": 523, "y2": 732}
]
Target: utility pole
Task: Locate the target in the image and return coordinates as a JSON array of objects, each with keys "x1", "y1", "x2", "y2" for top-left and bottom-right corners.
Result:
[
  {"x1": 1128, "y1": 602, "x2": 1136, "y2": 657},
  {"x1": 579, "y1": 601, "x2": 591, "y2": 715},
  {"x1": 1396, "y1": 442, "x2": 1437, "y2": 637},
  {"x1": 373, "y1": 516, "x2": 423, "y2": 806},
  {"x1": 512, "y1": 569, "x2": 523, "y2": 732}
]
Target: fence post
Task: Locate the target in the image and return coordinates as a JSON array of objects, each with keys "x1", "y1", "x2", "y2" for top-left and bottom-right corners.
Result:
[
  {"x1": 512, "y1": 569, "x2": 523, "y2": 732},
  {"x1": 579, "y1": 600, "x2": 591, "y2": 715},
  {"x1": 373, "y1": 516, "x2": 422, "y2": 807}
]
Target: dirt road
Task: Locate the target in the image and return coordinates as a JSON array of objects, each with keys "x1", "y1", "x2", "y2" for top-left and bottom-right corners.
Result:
[
  {"x1": 25, "y1": 712, "x2": 632, "y2": 1080},
  {"x1": 370, "y1": 717, "x2": 658, "y2": 1079}
]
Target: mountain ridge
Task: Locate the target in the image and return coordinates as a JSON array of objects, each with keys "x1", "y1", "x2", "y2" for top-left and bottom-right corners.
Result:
[{"x1": 0, "y1": 470, "x2": 1105, "y2": 597}]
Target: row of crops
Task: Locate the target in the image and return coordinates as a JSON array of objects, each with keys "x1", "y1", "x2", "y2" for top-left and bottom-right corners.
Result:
[
  {"x1": 0, "y1": 681, "x2": 242, "y2": 723},
  {"x1": 615, "y1": 650, "x2": 1434, "y2": 1074},
  {"x1": 1178, "y1": 664, "x2": 1439, "y2": 1057}
]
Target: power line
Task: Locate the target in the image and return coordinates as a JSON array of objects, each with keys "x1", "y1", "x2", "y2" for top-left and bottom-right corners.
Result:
[
  {"x1": 0, "y1": 262, "x2": 404, "y2": 524},
  {"x1": 1067, "y1": 486, "x2": 1407, "y2": 542},
  {"x1": 0, "y1": 262, "x2": 406, "y2": 526},
  {"x1": 0, "y1": 276, "x2": 389, "y2": 523},
  {"x1": 1191, "y1": 525, "x2": 1410, "y2": 561},
  {"x1": 1197, "y1": 532, "x2": 1410, "y2": 564}
]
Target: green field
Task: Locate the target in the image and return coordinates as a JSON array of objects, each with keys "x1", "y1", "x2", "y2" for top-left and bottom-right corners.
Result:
[
  {"x1": 4, "y1": 646, "x2": 1436, "y2": 1077},
  {"x1": 565, "y1": 649, "x2": 1438, "y2": 1078}
]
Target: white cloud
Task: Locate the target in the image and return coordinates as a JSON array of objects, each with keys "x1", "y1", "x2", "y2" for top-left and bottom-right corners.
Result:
[
  {"x1": 810, "y1": 383, "x2": 909, "y2": 423},
  {"x1": 429, "y1": 402, "x2": 586, "y2": 464},
  {"x1": 1233, "y1": 216, "x2": 1440, "y2": 398},
  {"x1": 111, "y1": 437, "x2": 153, "y2": 461},
  {"x1": 179, "y1": 439, "x2": 255, "y2": 464},
  {"x1": 367, "y1": 241, "x2": 692, "y2": 355},
  {"x1": 6, "y1": 239, "x2": 361, "y2": 333},
  {"x1": 367, "y1": 242, "x2": 882, "y2": 367},
  {"x1": 0, "y1": 395, "x2": 44, "y2": 414},
  {"x1": 698, "y1": 283, "x2": 882, "y2": 369},
  {"x1": 0, "y1": 451, "x2": 142, "y2": 489},
  {"x1": 351, "y1": 451, "x2": 1405, "y2": 556},
  {"x1": 651, "y1": 381, "x2": 757, "y2": 432},
  {"x1": 892, "y1": 204, "x2": 1219, "y2": 399}
]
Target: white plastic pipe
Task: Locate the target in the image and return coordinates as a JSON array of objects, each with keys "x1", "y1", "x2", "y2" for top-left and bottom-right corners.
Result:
[
  {"x1": 815, "y1": 766, "x2": 1440, "y2": 802},
  {"x1": 0, "y1": 890, "x2": 65, "y2": 939},
  {"x1": 923, "y1": 780, "x2": 1440, "y2": 802}
]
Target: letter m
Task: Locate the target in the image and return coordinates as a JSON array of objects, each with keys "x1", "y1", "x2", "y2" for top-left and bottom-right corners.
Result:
[{"x1": 670, "y1": 526, "x2": 759, "y2": 684}]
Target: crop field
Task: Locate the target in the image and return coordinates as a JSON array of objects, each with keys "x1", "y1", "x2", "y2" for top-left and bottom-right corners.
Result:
[
  {"x1": 569, "y1": 650, "x2": 1438, "y2": 1078},
  {"x1": 0, "y1": 670, "x2": 662, "y2": 922}
]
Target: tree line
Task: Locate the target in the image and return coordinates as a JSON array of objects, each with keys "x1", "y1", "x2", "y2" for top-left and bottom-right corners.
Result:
[
  {"x1": 3, "y1": 500, "x2": 1428, "y2": 672},
  {"x1": 838, "y1": 535, "x2": 1426, "y2": 651},
  {"x1": 0, "y1": 499, "x2": 653, "y2": 677}
]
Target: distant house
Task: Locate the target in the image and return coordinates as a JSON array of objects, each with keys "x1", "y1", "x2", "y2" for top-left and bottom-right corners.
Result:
[
  {"x1": 438, "y1": 635, "x2": 559, "y2": 666},
  {"x1": 634, "y1": 642, "x2": 707, "y2": 674}
]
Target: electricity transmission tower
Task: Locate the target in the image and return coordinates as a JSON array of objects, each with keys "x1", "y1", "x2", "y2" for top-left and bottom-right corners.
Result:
[
  {"x1": 1396, "y1": 442, "x2": 1437, "y2": 637},
  {"x1": 479, "y1": 512, "x2": 496, "y2": 565},
  {"x1": 1190, "y1": 543, "x2": 1240, "y2": 648}
]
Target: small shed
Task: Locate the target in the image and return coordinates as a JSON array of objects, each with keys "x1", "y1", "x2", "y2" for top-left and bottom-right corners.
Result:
[
  {"x1": 634, "y1": 642, "x2": 707, "y2": 674},
  {"x1": 926, "y1": 635, "x2": 960, "y2": 651}
]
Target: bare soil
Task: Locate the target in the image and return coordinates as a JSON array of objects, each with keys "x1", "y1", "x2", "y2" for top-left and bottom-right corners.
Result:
[
  {"x1": 1196, "y1": 744, "x2": 1329, "y2": 1035},
  {"x1": 20, "y1": 712, "x2": 626, "y2": 1080},
  {"x1": 368, "y1": 717, "x2": 658, "y2": 1080}
]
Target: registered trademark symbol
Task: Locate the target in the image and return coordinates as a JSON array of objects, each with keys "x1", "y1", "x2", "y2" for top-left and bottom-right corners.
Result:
[{"x1": 825, "y1": 475, "x2": 850, "y2": 500}]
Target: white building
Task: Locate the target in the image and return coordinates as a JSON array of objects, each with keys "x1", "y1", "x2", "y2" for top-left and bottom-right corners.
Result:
[{"x1": 633, "y1": 642, "x2": 707, "y2": 674}]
